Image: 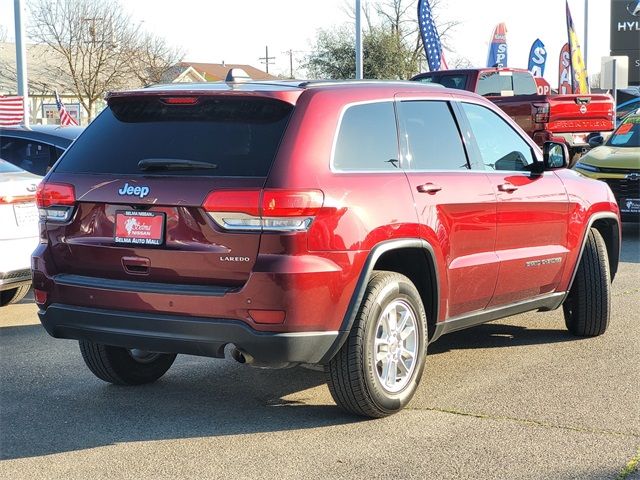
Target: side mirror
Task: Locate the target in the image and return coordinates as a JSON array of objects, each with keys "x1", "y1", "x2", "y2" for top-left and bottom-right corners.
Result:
[
  {"x1": 587, "y1": 135, "x2": 604, "y2": 148},
  {"x1": 543, "y1": 141, "x2": 569, "y2": 170}
]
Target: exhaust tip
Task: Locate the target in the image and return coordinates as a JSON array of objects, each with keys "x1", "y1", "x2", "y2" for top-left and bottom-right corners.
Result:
[{"x1": 230, "y1": 347, "x2": 246, "y2": 364}]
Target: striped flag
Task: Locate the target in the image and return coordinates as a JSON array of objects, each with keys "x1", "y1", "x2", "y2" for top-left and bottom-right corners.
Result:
[
  {"x1": 55, "y1": 91, "x2": 79, "y2": 126},
  {"x1": 417, "y1": 0, "x2": 448, "y2": 72},
  {"x1": 0, "y1": 96, "x2": 25, "y2": 127}
]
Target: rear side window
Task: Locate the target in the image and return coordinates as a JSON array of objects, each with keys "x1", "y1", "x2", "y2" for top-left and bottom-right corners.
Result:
[
  {"x1": 0, "y1": 136, "x2": 53, "y2": 175},
  {"x1": 333, "y1": 102, "x2": 399, "y2": 171},
  {"x1": 55, "y1": 97, "x2": 294, "y2": 177},
  {"x1": 398, "y1": 101, "x2": 468, "y2": 170}
]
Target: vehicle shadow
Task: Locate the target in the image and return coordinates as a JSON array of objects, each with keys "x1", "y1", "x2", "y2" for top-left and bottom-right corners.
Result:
[
  {"x1": 428, "y1": 322, "x2": 575, "y2": 355},
  {"x1": 620, "y1": 222, "x2": 639, "y2": 264},
  {"x1": 0, "y1": 324, "x2": 359, "y2": 461}
]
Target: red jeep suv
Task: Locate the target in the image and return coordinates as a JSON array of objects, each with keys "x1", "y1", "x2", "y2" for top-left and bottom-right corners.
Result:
[{"x1": 32, "y1": 76, "x2": 621, "y2": 418}]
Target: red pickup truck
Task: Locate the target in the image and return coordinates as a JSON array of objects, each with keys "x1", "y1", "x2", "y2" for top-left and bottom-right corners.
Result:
[{"x1": 412, "y1": 68, "x2": 615, "y2": 164}]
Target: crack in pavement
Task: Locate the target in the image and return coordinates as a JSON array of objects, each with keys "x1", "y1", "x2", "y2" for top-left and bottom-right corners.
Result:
[{"x1": 406, "y1": 406, "x2": 640, "y2": 439}]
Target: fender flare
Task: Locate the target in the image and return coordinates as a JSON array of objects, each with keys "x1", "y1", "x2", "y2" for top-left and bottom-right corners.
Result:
[
  {"x1": 562, "y1": 212, "x2": 620, "y2": 304},
  {"x1": 319, "y1": 238, "x2": 439, "y2": 364}
]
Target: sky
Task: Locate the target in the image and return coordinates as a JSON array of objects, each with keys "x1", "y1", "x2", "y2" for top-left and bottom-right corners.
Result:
[{"x1": 0, "y1": 0, "x2": 610, "y2": 88}]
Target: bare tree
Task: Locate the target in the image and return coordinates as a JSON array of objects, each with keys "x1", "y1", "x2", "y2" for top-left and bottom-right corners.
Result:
[
  {"x1": 0, "y1": 25, "x2": 7, "y2": 42},
  {"x1": 129, "y1": 33, "x2": 184, "y2": 86},
  {"x1": 28, "y1": 0, "x2": 182, "y2": 119}
]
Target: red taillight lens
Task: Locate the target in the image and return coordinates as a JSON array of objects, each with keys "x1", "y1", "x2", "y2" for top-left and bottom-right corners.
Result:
[
  {"x1": 0, "y1": 194, "x2": 36, "y2": 204},
  {"x1": 533, "y1": 102, "x2": 550, "y2": 124},
  {"x1": 34, "y1": 289, "x2": 48, "y2": 305},
  {"x1": 36, "y1": 182, "x2": 75, "y2": 208},
  {"x1": 202, "y1": 190, "x2": 260, "y2": 216},
  {"x1": 262, "y1": 190, "x2": 324, "y2": 217},
  {"x1": 160, "y1": 96, "x2": 199, "y2": 105},
  {"x1": 202, "y1": 189, "x2": 324, "y2": 232}
]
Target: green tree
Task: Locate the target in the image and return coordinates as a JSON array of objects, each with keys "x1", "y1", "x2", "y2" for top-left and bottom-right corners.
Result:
[{"x1": 305, "y1": 0, "x2": 459, "y2": 80}]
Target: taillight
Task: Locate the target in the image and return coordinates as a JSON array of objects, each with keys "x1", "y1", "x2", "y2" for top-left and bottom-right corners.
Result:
[
  {"x1": 160, "y1": 97, "x2": 199, "y2": 105},
  {"x1": 0, "y1": 194, "x2": 35, "y2": 204},
  {"x1": 36, "y1": 182, "x2": 76, "y2": 222},
  {"x1": 203, "y1": 189, "x2": 324, "y2": 232},
  {"x1": 533, "y1": 102, "x2": 550, "y2": 124}
]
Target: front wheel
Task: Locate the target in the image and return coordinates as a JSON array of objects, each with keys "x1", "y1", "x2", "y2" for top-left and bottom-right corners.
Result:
[
  {"x1": 326, "y1": 271, "x2": 428, "y2": 418},
  {"x1": 563, "y1": 228, "x2": 611, "y2": 336},
  {"x1": 79, "y1": 341, "x2": 177, "y2": 385}
]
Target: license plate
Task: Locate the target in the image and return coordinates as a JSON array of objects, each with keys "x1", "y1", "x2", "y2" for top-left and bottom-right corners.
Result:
[
  {"x1": 13, "y1": 202, "x2": 38, "y2": 227},
  {"x1": 621, "y1": 198, "x2": 640, "y2": 214},
  {"x1": 571, "y1": 133, "x2": 587, "y2": 145},
  {"x1": 114, "y1": 210, "x2": 165, "y2": 246}
]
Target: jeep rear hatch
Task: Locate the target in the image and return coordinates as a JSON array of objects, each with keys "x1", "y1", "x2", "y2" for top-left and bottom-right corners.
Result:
[{"x1": 43, "y1": 94, "x2": 296, "y2": 287}]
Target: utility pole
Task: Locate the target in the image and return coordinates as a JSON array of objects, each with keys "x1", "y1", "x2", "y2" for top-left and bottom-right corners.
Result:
[
  {"x1": 14, "y1": 0, "x2": 29, "y2": 126},
  {"x1": 355, "y1": 0, "x2": 363, "y2": 79},
  {"x1": 285, "y1": 49, "x2": 294, "y2": 79},
  {"x1": 259, "y1": 46, "x2": 275, "y2": 74}
]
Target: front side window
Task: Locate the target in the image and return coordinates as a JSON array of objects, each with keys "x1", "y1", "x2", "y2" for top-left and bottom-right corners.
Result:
[
  {"x1": 461, "y1": 102, "x2": 535, "y2": 171},
  {"x1": 333, "y1": 102, "x2": 399, "y2": 171},
  {"x1": 398, "y1": 101, "x2": 468, "y2": 170}
]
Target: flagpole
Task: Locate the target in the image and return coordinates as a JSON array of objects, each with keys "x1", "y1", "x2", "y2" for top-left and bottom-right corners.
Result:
[
  {"x1": 14, "y1": 0, "x2": 29, "y2": 127},
  {"x1": 584, "y1": 0, "x2": 588, "y2": 71},
  {"x1": 355, "y1": 0, "x2": 363, "y2": 79}
]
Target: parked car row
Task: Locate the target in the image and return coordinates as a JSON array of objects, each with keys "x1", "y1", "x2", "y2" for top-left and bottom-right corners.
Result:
[{"x1": 0, "y1": 126, "x2": 83, "y2": 306}]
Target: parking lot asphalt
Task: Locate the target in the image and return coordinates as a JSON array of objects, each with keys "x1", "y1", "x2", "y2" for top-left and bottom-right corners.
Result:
[{"x1": 1, "y1": 224, "x2": 638, "y2": 480}]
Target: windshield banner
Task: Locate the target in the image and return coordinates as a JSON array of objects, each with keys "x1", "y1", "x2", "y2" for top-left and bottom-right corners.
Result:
[
  {"x1": 528, "y1": 39, "x2": 547, "y2": 77},
  {"x1": 486, "y1": 23, "x2": 508, "y2": 68}
]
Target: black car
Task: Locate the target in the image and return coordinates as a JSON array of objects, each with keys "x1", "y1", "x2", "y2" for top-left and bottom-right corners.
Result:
[{"x1": 0, "y1": 125, "x2": 84, "y2": 176}]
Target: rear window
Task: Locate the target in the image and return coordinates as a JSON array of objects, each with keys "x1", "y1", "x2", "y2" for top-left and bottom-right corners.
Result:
[
  {"x1": 415, "y1": 74, "x2": 468, "y2": 90},
  {"x1": 477, "y1": 71, "x2": 537, "y2": 96},
  {"x1": 55, "y1": 96, "x2": 294, "y2": 177}
]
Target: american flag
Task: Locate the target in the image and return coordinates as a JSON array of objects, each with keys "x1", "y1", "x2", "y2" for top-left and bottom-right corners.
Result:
[
  {"x1": 0, "y1": 96, "x2": 25, "y2": 127},
  {"x1": 55, "y1": 91, "x2": 79, "y2": 126},
  {"x1": 417, "y1": 0, "x2": 448, "y2": 72}
]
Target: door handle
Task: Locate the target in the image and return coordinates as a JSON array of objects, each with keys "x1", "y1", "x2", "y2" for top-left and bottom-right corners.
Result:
[
  {"x1": 417, "y1": 183, "x2": 442, "y2": 194},
  {"x1": 498, "y1": 182, "x2": 518, "y2": 193}
]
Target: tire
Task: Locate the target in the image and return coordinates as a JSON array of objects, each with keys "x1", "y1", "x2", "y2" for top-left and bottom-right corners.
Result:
[
  {"x1": 326, "y1": 271, "x2": 428, "y2": 418},
  {"x1": 79, "y1": 340, "x2": 177, "y2": 385},
  {"x1": 0, "y1": 285, "x2": 30, "y2": 306},
  {"x1": 563, "y1": 228, "x2": 611, "y2": 336}
]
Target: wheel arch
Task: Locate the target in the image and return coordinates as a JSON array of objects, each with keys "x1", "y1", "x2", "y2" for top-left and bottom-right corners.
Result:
[
  {"x1": 319, "y1": 239, "x2": 439, "y2": 363},
  {"x1": 566, "y1": 213, "x2": 620, "y2": 298}
]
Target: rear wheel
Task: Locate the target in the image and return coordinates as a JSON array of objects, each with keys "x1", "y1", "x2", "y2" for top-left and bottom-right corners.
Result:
[
  {"x1": 0, "y1": 285, "x2": 30, "y2": 306},
  {"x1": 325, "y1": 271, "x2": 427, "y2": 418},
  {"x1": 563, "y1": 228, "x2": 611, "y2": 336},
  {"x1": 79, "y1": 340, "x2": 176, "y2": 385}
]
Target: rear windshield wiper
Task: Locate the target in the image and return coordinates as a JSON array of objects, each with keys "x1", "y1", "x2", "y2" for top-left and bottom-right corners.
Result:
[{"x1": 138, "y1": 158, "x2": 218, "y2": 171}]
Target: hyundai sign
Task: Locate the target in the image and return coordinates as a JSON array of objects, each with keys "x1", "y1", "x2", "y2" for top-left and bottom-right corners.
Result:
[{"x1": 611, "y1": 0, "x2": 640, "y2": 84}]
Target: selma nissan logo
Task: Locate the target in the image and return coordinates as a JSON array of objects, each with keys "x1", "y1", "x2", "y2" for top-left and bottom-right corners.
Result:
[
  {"x1": 220, "y1": 256, "x2": 251, "y2": 262},
  {"x1": 118, "y1": 182, "x2": 150, "y2": 198}
]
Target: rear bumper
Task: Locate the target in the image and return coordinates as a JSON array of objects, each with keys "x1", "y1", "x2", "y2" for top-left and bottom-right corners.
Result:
[{"x1": 38, "y1": 303, "x2": 339, "y2": 365}]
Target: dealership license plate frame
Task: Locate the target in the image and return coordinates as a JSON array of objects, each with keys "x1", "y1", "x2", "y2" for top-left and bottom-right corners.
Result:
[
  {"x1": 13, "y1": 201, "x2": 38, "y2": 228},
  {"x1": 114, "y1": 210, "x2": 166, "y2": 246}
]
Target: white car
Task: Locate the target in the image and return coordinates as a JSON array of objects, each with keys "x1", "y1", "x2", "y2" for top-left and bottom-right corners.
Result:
[{"x1": 0, "y1": 159, "x2": 40, "y2": 306}]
